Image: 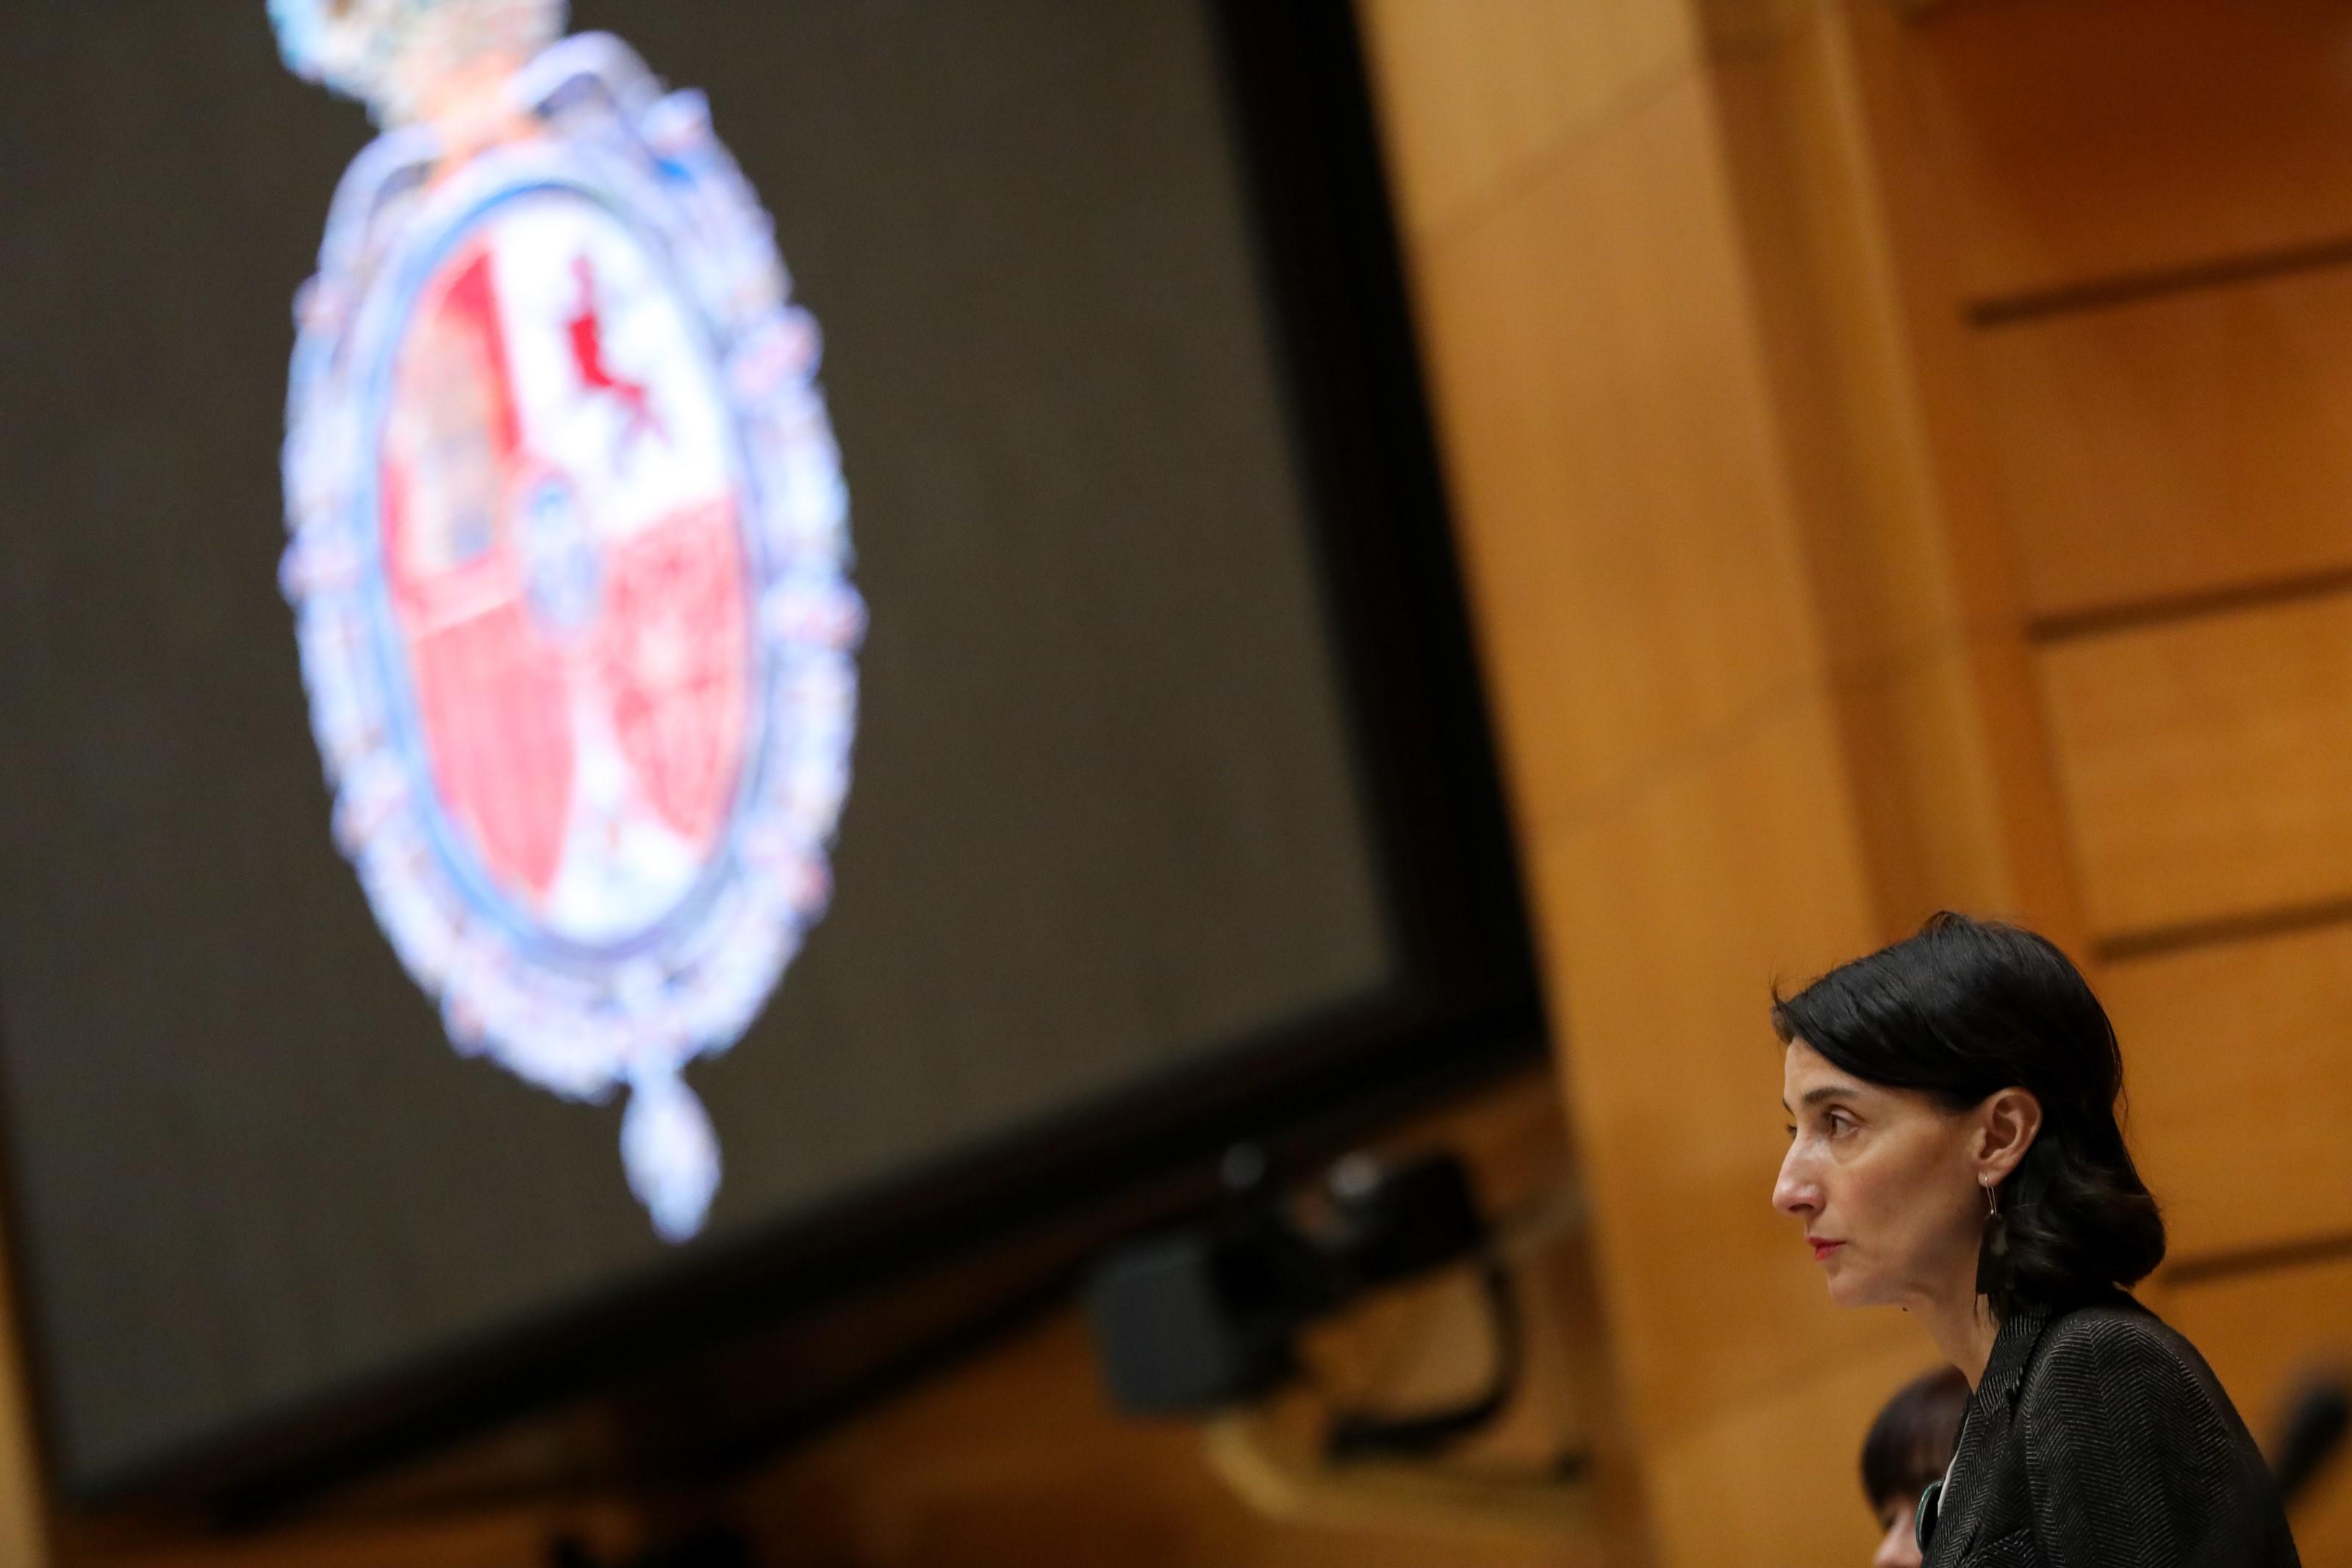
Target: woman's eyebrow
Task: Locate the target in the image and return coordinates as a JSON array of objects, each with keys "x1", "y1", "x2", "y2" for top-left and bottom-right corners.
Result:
[{"x1": 1799, "y1": 1083, "x2": 1863, "y2": 1107}]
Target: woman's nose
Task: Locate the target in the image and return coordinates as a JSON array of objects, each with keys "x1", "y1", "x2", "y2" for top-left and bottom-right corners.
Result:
[
  {"x1": 1873, "y1": 1513, "x2": 1922, "y2": 1568},
  {"x1": 1772, "y1": 1144, "x2": 1817, "y2": 1218}
]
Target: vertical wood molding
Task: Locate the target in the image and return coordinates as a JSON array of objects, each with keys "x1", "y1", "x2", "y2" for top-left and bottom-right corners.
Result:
[
  {"x1": 1363, "y1": 0, "x2": 2090, "y2": 1560},
  {"x1": 1712, "y1": 0, "x2": 2087, "y2": 946},
  {"x1": 0, "y1": 1224, "x2": 46, "y2": 1568}
]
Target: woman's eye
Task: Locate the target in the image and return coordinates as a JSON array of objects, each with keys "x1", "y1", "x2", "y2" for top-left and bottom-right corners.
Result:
[
  {"x1": 1782, "y1": 1123, "x2": 1797, "y2": 1141},
  {"x1": 1825, "y1": 1110, "x2": 1856, "y2": 1134}
]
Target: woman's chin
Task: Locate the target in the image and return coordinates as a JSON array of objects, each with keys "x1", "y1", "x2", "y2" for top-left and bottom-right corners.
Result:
[{"x1": 1821, "y1": 1261, "x2": 1876, "y2": 1307}]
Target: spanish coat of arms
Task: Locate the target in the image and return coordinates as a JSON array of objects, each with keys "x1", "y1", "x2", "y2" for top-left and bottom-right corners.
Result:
[{"x1": 270, "y1": 0, "x2": 861, "y2": 1240}]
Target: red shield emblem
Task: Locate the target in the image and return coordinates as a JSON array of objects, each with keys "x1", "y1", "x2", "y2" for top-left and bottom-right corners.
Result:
[{"x1": 376, "y1": 213, "x2": 758, "y2": 935}]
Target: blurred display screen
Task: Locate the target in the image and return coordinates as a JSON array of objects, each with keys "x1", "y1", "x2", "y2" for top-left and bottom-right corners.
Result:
[{"x1": 0, "y1": 0, "x2": 1398, "y2": 1494}]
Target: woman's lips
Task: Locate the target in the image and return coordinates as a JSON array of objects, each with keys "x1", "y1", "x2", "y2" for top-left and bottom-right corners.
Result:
[{"x1": 1810, "y1": 1239, "x2": 1845, "y2": 1262}]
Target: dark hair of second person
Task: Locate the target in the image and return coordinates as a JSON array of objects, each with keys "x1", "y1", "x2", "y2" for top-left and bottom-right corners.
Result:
[{"x1": 1860, "y1": 1366, "x2": 1967, "y2": 1568}]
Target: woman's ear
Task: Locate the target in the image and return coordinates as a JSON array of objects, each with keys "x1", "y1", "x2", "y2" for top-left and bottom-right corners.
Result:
[{"x1": 1974, "y1": 1087, "x2": 2043, "y2": 1184}]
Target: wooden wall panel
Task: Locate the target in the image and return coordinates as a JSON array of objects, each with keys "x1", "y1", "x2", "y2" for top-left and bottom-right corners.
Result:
[
  {"x1": 1707, "y1": 0, "x2": 2093, "y2": 943},
  {"x1": 2037, "y1": 593, "x2": 2352, "y2": 939},
  {"x1": 1896, "y1": 0, "x2": 2352, "y2": 306},
  {"x1": 1532, "y1": 699, "x2": 1885, "y2": 1442},
  {"x1": 1885, "y1": 4, "x2": 2352, "y2": 1556},
  {"x1": 2100, "y1": 927, "x2": 2352, "y2": 1262},
  {"x1": 1387, "y1": 3, "x2": 1979, "y2": 1559},
  {"x1": 0, "y1": 1240, "x2": 44, "y2": 1568},
  {"x1": 1976, "y1": 266, "x2": 2352, "y2": 622},
  {"x1": 1358, "y1": 0, "x2": 1693, "y2": 242},
  {"x1": 1408, "y1": 28, "x2": 1901, "y2": 1459},
  {"x1": 1412, "y1": 64, "x2": 1824, "y2": 825},
  {"x1": 2157, "y1": 1258, "x2": 2352, "y2": 1563},
  {"x1": 1391, "y1": 1, "x2": 2098, "y2": 1558},
  {"x1": 1645, "y1": 1333, "x2": 1938, "y2": 1568}
]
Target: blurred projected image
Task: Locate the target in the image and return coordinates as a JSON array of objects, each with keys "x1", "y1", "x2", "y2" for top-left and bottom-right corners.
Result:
[{"x1": 273, "y1": 0, "x2": 861, "y2": 1240}]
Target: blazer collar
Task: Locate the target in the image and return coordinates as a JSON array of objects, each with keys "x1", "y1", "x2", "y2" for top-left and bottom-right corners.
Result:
[
  {"x1": 1979, "y1": 1301, "x2": 2053, "y2": 1409},
  {"x1": 1926, "y1": 1304, "x2": 2054, "y2": 1564}
]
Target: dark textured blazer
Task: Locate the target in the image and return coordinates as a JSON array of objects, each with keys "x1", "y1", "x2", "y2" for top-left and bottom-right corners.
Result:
[{"x1": 1921, "y1": 1290, "x2": 2299, "y2": 1567}]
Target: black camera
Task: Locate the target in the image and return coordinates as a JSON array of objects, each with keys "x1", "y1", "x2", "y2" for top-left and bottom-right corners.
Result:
[{"x1": 1084, "y1": 1148, "x2": 1513, "y2": 1457}]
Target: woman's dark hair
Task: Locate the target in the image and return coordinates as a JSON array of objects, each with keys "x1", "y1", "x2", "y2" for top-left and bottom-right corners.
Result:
[
  {"x1": 1861, "y1": 1365, "x2": 1968, "y2": 1513},
  {"x1": 1771, "y1": 912, "x2": 2165, "y2": 1319}
]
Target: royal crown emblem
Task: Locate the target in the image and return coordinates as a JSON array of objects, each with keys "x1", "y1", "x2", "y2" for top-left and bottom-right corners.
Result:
[{"x1": 271, "y1": 0, "x2": 861, "y2": 1240}]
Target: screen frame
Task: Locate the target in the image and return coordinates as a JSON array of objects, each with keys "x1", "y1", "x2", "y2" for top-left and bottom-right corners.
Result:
[{"x1": 1, "y1": 0, "x2": 1546, "y2": 1517}]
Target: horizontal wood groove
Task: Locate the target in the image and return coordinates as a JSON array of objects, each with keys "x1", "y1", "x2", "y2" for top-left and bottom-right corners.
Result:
[
  {"x1": 2162, "y1": 1229, "x2": 2352, "y2": 1289},
  {"x1": 2093, "y1": 893, "x2": 2352, "y2": 964},
  {"x1": 2027, "y1": 567, "x2": 2352, "y2": 644},
  {"x1": 1968, "y1": 231, "x2": 2352, "y2": 329}
]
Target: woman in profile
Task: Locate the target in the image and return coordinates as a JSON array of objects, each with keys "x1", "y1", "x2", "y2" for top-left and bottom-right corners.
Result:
[
  {"x1": 1861, "y1": 1367, "x2": 1968, "y2": 1568},
  {"x1": 1771, "y1": 913, "x2": 2299, "y2": 1565}
]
